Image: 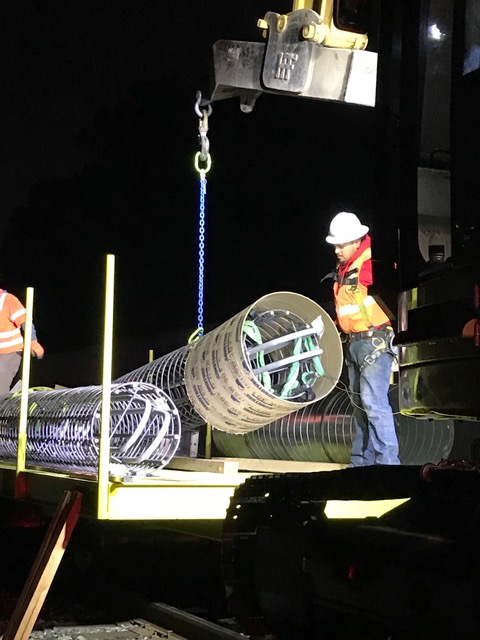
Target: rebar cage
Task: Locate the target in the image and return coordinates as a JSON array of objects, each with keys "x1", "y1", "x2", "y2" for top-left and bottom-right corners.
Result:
[
  {"x1": 115, "y1": 345, "x2": 203, "y2": 431},
  {"x1": 0, "y1": 382, "x2": 181, "y2": 478}
]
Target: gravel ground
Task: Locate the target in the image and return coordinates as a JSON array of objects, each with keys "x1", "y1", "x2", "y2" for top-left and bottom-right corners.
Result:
[{"x1": 0, "y1": 513, "x2": 229, "y2": 636}]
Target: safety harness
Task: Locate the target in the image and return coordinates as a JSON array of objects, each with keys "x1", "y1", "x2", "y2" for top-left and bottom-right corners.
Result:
[
  {"x1": 243, "y1": 319, "x2": 325, "y2": 400},
  {"x1": 323, "y1": 267, "x2": 395, "y2": 371},
  {"x1": 243, "y1": 320, "x2": 272, "y2": 392}
]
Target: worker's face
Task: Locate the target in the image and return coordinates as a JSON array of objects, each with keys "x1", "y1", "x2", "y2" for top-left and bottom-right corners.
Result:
[{"x1": 334, "y1": 239, "x2": 361, "y2": 263}]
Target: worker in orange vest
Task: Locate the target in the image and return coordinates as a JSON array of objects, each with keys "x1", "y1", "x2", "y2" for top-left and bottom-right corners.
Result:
[
  {"x1": 325, "y1": 212, "x2": 400, "y2": 466},
  {"x1": 0, "y1": 288, "x2": 44, "y2": 395}
]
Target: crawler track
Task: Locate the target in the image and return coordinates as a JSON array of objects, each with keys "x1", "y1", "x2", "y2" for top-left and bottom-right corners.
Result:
[{"x1": 221, "y1": 463, "x2": 480, "y2": 639}]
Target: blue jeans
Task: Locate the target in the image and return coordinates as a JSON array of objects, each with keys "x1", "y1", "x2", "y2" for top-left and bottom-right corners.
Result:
[
  {"x1": 0, "y1": 352, "x2": 22, "y2": 395},
  {"x1": 346, "y1": 338, "x2": 400, "y2": 466}
]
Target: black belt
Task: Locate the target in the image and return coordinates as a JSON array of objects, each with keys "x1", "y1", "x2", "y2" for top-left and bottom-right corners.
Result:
[{"x1": 345, "y1": 325, "x2": 392, "y2": 342}]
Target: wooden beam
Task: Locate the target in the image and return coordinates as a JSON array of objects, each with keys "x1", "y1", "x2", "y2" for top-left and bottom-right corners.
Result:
[
  {"x1": 3, "y1": 490, "x2": 82, "y2": 640},
  {"x1": 167, "y1": 456, "x2": 347, "y2": 474},
  {"x1": 225, "y1": 458, "x2": 347, "y2": 473},
  {"x1": 167, "y1": 457, "x2": 239, "y2": 474}
]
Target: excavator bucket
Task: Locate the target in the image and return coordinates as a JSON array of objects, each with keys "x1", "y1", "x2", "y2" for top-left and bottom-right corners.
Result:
[{"x1": 205, "y1": 8, "x2": 377, "y2": 112}]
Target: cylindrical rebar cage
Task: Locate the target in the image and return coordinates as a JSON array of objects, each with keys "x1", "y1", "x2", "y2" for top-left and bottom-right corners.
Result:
[
  {"x1": 185, "y1": 292, "x2": 343, "y2": 434},
  {"x1": 115, "y1": 345, "x2": 203, "y2": 430},
  {"x1": 116, "y1": 292, "x2": 343, "y2": 436},
  {"x1": 0, "y1": 382, "x2": 181, "y2": 477},
  {"x1": 212, "y1": 386, "x2": 455, "y2": 465}
]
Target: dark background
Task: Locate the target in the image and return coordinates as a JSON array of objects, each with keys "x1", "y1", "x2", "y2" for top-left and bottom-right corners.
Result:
[{"x1": 0, "y1": 1, "x2": 377, "y2": 383}]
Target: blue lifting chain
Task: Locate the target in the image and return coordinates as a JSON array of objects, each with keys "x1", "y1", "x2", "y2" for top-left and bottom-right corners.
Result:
[{"x1": 190, "y1": 91, "x2": 212, "y2": 343}]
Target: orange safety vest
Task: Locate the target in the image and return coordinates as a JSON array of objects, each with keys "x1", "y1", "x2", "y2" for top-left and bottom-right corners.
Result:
[
  {"x1": 0, "y1": 290, "x2": 26, "y2": 354},
  {"x1": 333, "y1": 247, "x2": 391, "y2": 334}
]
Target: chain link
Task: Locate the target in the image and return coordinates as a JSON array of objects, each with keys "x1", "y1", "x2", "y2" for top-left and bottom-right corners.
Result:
[
  {"x1": 197, "y1": 176, "x2": 207, "y2": 336},
  {"x1": 194, "y1": 91, "x2": 213, "y2": 338},
  {"x1": 195, "y1": 91, "x2": 212, "y2": 162}
]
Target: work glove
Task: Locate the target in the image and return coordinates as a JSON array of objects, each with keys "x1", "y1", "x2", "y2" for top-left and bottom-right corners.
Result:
[{"x1": 31, "y1": 340, "x2": 45, "y2": 359}]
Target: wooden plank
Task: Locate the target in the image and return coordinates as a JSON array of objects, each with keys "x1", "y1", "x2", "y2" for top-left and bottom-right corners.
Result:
[
  {"x1": 215, "y1": 457, "x2": 348, "y2": 473},
  {"x1": 3, "y1": 490, "x2": 82, "y2": 640},
  {"x1": 167, "y1": 456, "x2": 346, "y2": 474},
  {"x1": 166, "y1": 457, "x2": 239, "y2": 474}
]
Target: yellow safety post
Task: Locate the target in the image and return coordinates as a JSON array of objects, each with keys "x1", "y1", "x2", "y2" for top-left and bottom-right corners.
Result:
[
  {"x1": 97, "y1": 254, "x2": 115, "y2": 519},
  {"x1": 16, "y1": 287, "x2": 34, "y2": 495}
]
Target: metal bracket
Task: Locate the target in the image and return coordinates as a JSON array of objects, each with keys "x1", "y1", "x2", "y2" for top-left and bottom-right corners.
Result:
[{"x1": 207, "y1": 10, "x2": 377, "y2": 111}]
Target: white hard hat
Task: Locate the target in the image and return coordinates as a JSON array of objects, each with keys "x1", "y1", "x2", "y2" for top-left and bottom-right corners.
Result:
[{"x1": 325, "y1": 211, "x2": 369, "y2": 245}]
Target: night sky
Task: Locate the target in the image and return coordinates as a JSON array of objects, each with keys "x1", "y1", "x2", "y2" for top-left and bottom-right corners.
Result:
[{"x1": 0, "y1": 1, "x2": 377, "y2": 379}]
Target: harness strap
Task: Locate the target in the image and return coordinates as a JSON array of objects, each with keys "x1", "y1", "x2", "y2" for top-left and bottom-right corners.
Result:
[
  {"x1": 243, "y1": 320, "x2": 272, "y2": 391},
  {"x1": 349, "y1": 285, "x2": 374, "y2": 330},
  {"x1": 321, "y1": 267, "x2": 359, "y2": 284},
  {"x1": 355, "y1": 326, "x2": 395, "y2": 371},
  {"x1": 360, "y1": 337, "x2": 387, "y2": 371}
]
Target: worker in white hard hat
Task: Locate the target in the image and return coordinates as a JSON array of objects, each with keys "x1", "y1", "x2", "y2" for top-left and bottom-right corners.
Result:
[{"x1": 324, "y1": 211, "x2": 400, "y2": 466}]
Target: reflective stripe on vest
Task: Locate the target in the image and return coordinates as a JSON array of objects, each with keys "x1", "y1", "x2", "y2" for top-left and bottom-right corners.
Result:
[{"x1": 0, "y1": 291, "x2": 24, "y2": 353}]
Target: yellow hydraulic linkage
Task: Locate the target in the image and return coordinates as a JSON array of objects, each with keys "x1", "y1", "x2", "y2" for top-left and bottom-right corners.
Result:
[
  {"x1": 206, "y1": 0, "x2": 377, "y2": 112},
  {"x1": 260, "y1": 0, "x2": 369, "y2": 50}
]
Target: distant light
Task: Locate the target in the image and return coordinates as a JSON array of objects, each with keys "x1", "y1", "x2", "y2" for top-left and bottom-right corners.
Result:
[
  {"x1": 324, "y1": 498, "x2": 410, "y2": 519},
  {"x1": 428, "y1": 24, "x2": 444, "y2": 41}
]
